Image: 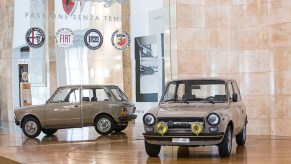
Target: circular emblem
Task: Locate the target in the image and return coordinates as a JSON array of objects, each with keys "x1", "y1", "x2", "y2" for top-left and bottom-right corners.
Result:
[
  {"x1": 84, "y1": 29, "x2": 103, "y2": 50},
  {"x1": 55, "y1": 28, "x2": 74, "y2": 49},
  {"x1": 22, "y1": 72, "x2": 28, "y2": 81},
  {"x1": 111, "y1": 30, "x2": 131, "y2": 50},
  {"x1": 25, "y1": 27, "x2": 45, "y2": 48}
]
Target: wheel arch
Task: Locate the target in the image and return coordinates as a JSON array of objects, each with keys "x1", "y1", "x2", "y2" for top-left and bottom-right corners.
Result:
[
  {"x1": 21, "y1": 114, "x2": 41, "y2": 128},
  {"x1": 93, "y1": 113, "x2": 116, "y2": 125},
  {"x1": 227, "y1": 120, "x2": 234, "y2": 133}
]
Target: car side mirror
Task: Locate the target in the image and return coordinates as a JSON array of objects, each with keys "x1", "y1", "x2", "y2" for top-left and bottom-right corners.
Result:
[{"x1": 232, "y1": 93, "x2": 238, "y2": 102}]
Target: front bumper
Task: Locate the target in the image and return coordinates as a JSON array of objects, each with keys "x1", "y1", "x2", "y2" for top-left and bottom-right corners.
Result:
[
  {"x1": 119, "y1": 114, "x2": 137, "y2": 122},
  {"x1": 143, "y1": 132, "x2": 224, "y2": 146}
]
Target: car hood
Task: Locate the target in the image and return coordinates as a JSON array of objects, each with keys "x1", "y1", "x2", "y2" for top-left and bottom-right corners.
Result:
[
  {"x1": 14, "y1": 104, "x2": 45, "y2": 112},
  {"x1": 157, "y1": 103, "x2": 228, "y2": 118}
]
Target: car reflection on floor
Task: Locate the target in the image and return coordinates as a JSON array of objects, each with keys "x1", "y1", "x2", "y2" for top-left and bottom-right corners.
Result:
[{"x1": 22, "y1": 130, "x2": 129, "y2": 146}]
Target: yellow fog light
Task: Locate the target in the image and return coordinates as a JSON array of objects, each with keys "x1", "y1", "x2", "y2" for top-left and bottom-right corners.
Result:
[
  {"x1": 191, "y1": 122, "x2": 203, "y2": 135},
  {"x1": 156, "y1": 122, "x2": 168, "y2": 135}
]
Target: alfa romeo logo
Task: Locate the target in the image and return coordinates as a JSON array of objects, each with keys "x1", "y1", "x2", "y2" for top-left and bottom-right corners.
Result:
[
  {"x1": 111, "y1": 30, "x2": 130, "y2": 51},
  {"x1": 84, "y1": 29, "x2": 103, "y2": 50},
  {"x1": 55, "y1": 28, "x2": 75, "y2": 49},
  {"x1": 25, "y1": 27, "x2": 45, "y2": 48}
]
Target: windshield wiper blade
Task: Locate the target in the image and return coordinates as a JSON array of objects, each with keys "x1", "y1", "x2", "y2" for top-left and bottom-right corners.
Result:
[
  {"x1": 163, "y1": 98, "x2": 174, "y2": 102},
  {"x1": 183, "y1": 100, "x2": 189, "y2": 104},
  {"x1": 204, "y1": 99, "x2": 215, "y2": 104}
]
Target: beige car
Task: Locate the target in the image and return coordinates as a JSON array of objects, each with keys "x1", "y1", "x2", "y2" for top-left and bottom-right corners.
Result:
[
  {"x1": 14, "y1": 85, "x2": 136, "y2": 138},
  {"x1": 143, "y1": 78, "x2": 247, "y2": 157}
]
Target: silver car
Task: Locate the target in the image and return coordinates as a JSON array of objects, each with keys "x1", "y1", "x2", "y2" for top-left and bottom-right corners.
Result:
[
  {"x1": 143, "y1": 78, "x2": 247, "y2": 157},
  {"x1": 14, "y1": 85, "x2": 136, "y2": 138}
]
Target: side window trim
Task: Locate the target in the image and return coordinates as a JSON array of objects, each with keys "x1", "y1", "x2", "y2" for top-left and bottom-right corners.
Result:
[
  {"x1": 227, "y1": 81, "x2": 234, "y2": 102},
  {"x1": 232, "y1": 81, "x2": 242, "y2": 102}
]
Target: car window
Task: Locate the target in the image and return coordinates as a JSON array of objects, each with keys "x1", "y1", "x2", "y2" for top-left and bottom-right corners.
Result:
[
  {"x1": 176, "y1": 84, "x2": 185, "y2": 101},
  {"x1": 95, "y1": 88, "x2": 109, "y2": 101},
  {"x1": 192, "y1": 84, "x2": 225, "y2": 99},
  {"x1": 232, "y1": 82, "x2": 242, "y2": 102},
  {"x1": 111, "y1": 88, "x2": 128, "y2": 101},
  {"x1": 162, "y1": 80, "x2": 227, "y2": 103},
  {"x1": 50, "y1": 88, "x2": 80, "y2": 103},
  {"x1": 162, "y1": 82, "x2": 176, "y2": 102},
  {"x1": 82, "y1": 88, "x2": 94, "y2": 102}
]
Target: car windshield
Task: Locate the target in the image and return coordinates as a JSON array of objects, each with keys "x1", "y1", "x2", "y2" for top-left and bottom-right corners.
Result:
[
  {"x1": 50, "y1": 88, "x2": 80, "y2": 103},
  {"x1": 162, "y1": 80, "x2": 227, "y2": 104},
  {"x1": 111, "y1": 88, "x2": 128, "y2": 101}
]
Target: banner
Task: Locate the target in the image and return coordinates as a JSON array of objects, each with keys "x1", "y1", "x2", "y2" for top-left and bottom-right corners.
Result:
[{"x1": 20, "y1": 82, "x2": 32, "y2": 106}]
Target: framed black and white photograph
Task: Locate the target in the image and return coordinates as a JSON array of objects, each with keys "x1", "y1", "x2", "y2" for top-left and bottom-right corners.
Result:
[{"x1": 135, "y1": 34, "x2": 164, "y2": 102}]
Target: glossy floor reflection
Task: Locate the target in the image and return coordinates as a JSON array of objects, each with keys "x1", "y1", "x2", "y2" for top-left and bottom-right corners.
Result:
[{"x1": 1, "y1": 121, "x2": 291, "y2": 163}]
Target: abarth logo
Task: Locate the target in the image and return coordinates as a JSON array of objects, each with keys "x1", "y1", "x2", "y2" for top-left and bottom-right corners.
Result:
[{"x1": 111, "y1": 30, "x2": 130, "y2": 51}]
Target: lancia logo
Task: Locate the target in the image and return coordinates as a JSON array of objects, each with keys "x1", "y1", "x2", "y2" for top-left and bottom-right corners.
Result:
[{"x1": 84, "y1": 29, "x2": 103, "y2": 50}]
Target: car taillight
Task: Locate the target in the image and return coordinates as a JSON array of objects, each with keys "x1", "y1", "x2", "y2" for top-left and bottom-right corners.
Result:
[
  {"x1": 133, "y1": 107, "x2": 136, "y2": 113},
  {"x1": 121, "y1": 107, "x2": 127, "y2": 115}
]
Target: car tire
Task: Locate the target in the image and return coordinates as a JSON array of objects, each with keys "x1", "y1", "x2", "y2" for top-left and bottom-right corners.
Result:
[
  {"x1": 42, "y1": 128, "x2": 58, "y2": 136},
  {"x1": 145, "y1": 140, "x2": 161, "y2": 157},
  {"x1": 236, "y1": 122, "x2": 247, "y2": 146},
  {"x1": 22, "y1": 117, "x2": 41, "y2": 138},
  {"x1": 218, "y1": 125, "x2": 232, "y2": 157},
  {"x1": 114, "y1": 123, "x2": 128, "y2": 132},
  {"x1": 94, "y1": 115, "x2": 115, "y2": 135}
]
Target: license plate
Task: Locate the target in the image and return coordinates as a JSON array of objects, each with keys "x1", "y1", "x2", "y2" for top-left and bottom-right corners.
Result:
[{"x1": 172, "y1": 138, "x2": 190, "y2": 143}]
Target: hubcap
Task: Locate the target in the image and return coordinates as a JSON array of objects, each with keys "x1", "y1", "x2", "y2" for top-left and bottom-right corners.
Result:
[
  {"x1": 25, "y1": 121, "x2": 38, "y2": 135},
  {"x1": 227, "y1": 129, "x2": 232, "y2": 152},
  {"x1": 97, "y1": 118, "x2": 111, "y2": 132}
]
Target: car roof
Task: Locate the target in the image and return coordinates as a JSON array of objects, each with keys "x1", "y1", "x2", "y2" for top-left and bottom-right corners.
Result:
[
  {"x1": 169, "y1": 78, "x2": 236, "y2": 83},
  {"x1": 57, "y1": 84, "x2": 119, "y2": 88}
]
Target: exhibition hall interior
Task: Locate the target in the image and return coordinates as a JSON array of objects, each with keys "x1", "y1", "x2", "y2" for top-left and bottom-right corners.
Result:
[{"x1": 1, "y1": 0, "x2": 291, "y2": 163}]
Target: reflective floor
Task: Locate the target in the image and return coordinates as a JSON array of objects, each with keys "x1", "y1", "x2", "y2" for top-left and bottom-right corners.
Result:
[{"x1": 1, "y1": 121, "x2": 291, "y2": 163}]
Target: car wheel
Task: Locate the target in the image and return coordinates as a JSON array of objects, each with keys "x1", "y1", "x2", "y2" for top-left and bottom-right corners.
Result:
[
  {"x1": 145, "y1": 140, "x2": 161, "y2": 157},
  {"x1": 94, "y1": 115, "x2": 115, "y2": 135},
  {"x1": 42, "y1": 128, "x2": 58, "y2": 136},
  {"x1": 236, "y1": 122, "x2": 247, "y2": 146},
  {"x1": 22, "y1": 117, "x2": 41, "y2": 138},
  {"x1": 114, "y1": 123, "x2": 128, "y2": 132},
  {"x1": 218, "y1": 125, "x2": 232, "y2": 157}
]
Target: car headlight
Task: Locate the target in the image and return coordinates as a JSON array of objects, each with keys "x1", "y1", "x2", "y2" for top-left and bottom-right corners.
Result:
[
  {"x1": 207, "y1": 113, "x2": 220, "y2": 126},
  {"x1": 143, "y1": 113, "x2": 156, "y2": 126}
]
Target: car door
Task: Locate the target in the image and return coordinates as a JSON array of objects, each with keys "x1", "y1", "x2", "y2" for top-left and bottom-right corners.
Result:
[
  {"x1": 44, "y1": 87, "x2": 81, "y2": 127},
  {"x1": 228, "y1": 82, "x2": 241, "y2": 134},
  {"x1": 81, "y1": 87, "x2": 112, "y2": 125}
]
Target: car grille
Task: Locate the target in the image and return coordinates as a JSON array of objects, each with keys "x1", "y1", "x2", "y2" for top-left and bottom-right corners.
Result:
[{"x1": 157, "y1": 117, "x2": 204, "y2": 128}]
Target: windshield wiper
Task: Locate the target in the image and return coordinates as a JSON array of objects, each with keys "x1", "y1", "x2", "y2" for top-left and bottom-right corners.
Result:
[
  {"x1": 204, "y1": 99, "x2": 215, "y2": 104},
  {"x1": 183, "y1": 100, "x2": 189, "y2": 104},
  {"x1": 163, "y1": 99, "x2": 175, "y2": 102}
]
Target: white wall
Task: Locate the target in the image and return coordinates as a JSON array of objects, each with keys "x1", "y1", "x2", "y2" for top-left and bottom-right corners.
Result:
[{"x1": 130, "y1": 0, "x2": 163, "y2": 122}]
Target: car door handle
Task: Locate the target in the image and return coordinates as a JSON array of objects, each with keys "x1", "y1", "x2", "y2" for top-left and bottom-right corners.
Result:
[{"x1": 74, "y1": 105, "x2": 79, "y2": 107}]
